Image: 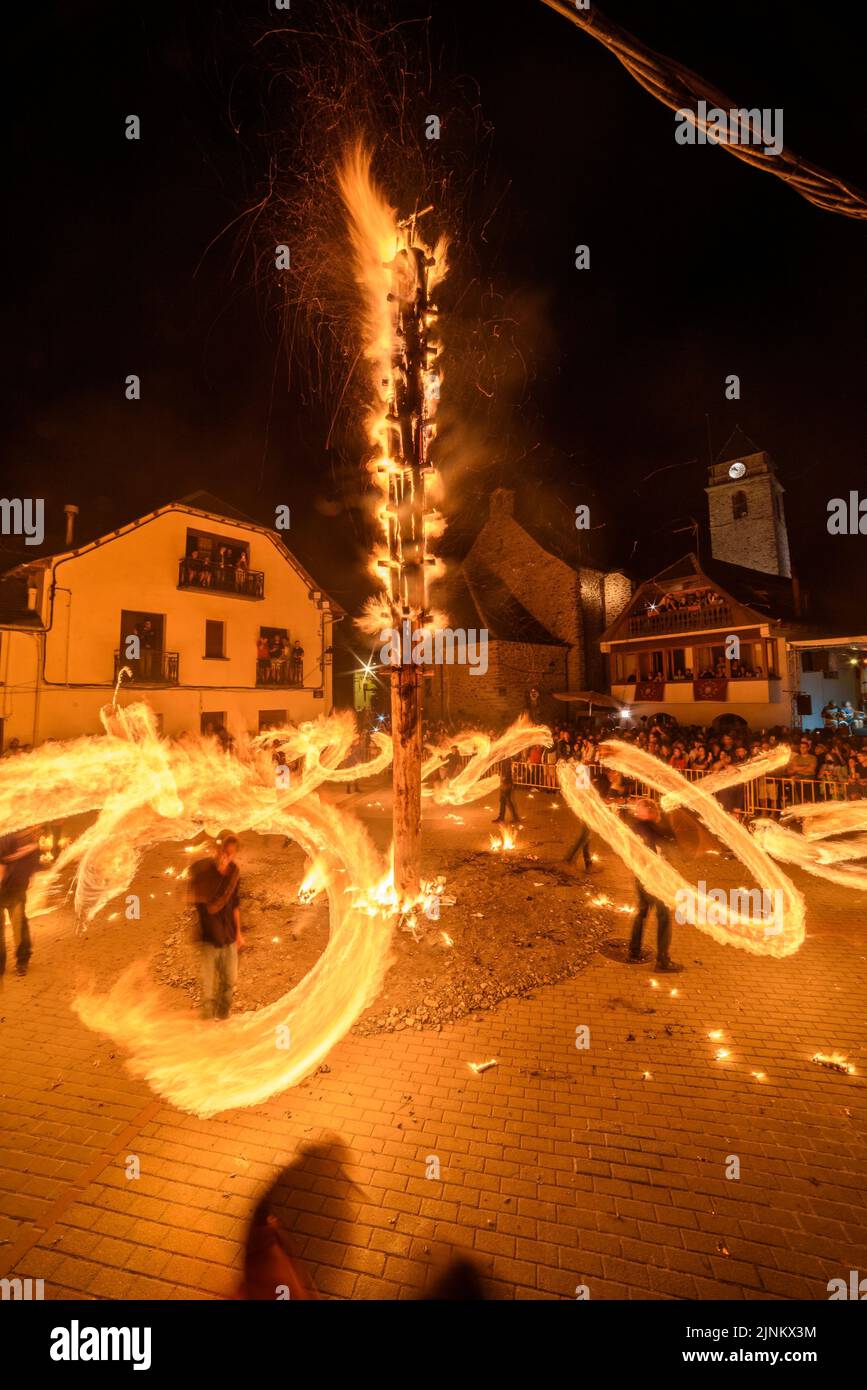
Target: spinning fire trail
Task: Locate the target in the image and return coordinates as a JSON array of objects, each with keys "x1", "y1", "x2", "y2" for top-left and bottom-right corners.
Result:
[{"x1": 339, "y1": 146, "x2": 447, "y2": 899}]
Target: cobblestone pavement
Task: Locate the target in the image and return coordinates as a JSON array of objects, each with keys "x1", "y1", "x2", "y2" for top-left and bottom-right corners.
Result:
[{"x1": 1, "y1": 790, "x2": 865, "y2": 1301}]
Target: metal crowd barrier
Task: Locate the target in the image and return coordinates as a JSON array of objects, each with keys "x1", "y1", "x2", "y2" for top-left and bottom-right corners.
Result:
[
  {"x1": 742, "y1": 776, "x2": 848, "y2": 818},
  {"x1": 461, "y1": 752, "x2": 856, "y2": 818}
]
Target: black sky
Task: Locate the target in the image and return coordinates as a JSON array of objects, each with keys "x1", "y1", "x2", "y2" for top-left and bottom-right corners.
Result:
[{"x1": 4, "y1": 0, "x2": 866, "y2": 633}]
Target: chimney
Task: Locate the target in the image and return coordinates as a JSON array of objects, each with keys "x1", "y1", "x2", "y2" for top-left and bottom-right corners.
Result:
[
  {"x1": 490, "y1": 488, "x2": 515, "y2": 519},
  {"x1": 64, "y1": 503, "x2": 79, "y2": 547}
]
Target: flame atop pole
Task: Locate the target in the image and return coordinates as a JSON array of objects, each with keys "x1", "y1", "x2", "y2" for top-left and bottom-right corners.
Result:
[
  {"x1": 338, "y1": 144, "x2": 447, "y2": 896},
  {"x1": 337, "y1": 143, "x2": 446, "y2": 637}
]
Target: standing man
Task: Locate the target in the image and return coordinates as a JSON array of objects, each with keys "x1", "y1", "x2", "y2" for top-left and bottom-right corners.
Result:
[
  {"x1": 135, "y1": 618, "x2": 156, "y2": 680},
  {"x1": 627, "y1": 798, "x2": 680, "y2": 973},
  {"x1": 444, "y1": 744, "x2": 463, "y2": 784},
  {"x1": 562, "y1": 816, "x2": 595, "y2": 872},
  {"x1": 787, "y1": 737, "x2": 818, "y2": 779},
  {"x1": 0, "y1": 826, "x2": 42, "y2": 977},
  {"x1": 493, "y1": 759, "x2": 520, "y2": 825},
  {"x1": 189, "y1": 833, "x2": 245, "y2": 1020}
]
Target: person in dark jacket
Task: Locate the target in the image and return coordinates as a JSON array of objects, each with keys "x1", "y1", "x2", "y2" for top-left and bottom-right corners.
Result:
[
  {"x1": 627, "y1": 798, "x2": 681, "y2": 972},
  {"x1": 493, "y1": 760, "x2": 520, "y2": 824},
  {"x1": 563, "y1": 816, "x2": 595, "y2": 871},
  {"x1": 0, "y1": 826, "x2": 42, "y2": 976},
  {"x1": 189, "y1": 834, "x2": 244, "y2": 1019}
]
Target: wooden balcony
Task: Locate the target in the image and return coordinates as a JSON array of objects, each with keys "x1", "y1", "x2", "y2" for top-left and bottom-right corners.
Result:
[
  {"x1": 178, "y1": 559, "x2": 264, "y2": 599},
  {"x1": 626, "y1": 603, "x2": 733, "y2": 637},
  {"x1": 612, "y1": 678, "x2": 780, "y2": 707}
]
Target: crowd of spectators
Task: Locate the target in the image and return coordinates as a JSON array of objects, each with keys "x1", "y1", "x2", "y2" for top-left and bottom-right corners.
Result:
[
  {"x1": 514, "y1": 716, "x2": 867, "y2": 805},
  {"x1": 647, "y1": 588, "x2": 726, "y2": 617},
  {"x1": 255, "y1": 634, "x2": 304, "y2": 686},
  {"x1": 181, "y1": 545, "x2": 263, "y2": 597},
  {"x1": 626, "y1": 659, "x2": 769, "y2": 682}
]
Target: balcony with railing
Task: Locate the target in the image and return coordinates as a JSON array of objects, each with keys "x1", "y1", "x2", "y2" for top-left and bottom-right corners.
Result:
[
  {"x1": 626, "y1": 602, "x2": 733, "y2": 637},
  {"x1": 114, "y1": 650, "x2": 179, "y2": 685},
  {"x1": 256, "y1": 657, "x2": 304, "y2": 688},
  {"x1": 612, "y1": 676, "x2": 780, "y2": 706},
  {"x1": 178, "y1": 558, "x2": 264, "y2": 599}
]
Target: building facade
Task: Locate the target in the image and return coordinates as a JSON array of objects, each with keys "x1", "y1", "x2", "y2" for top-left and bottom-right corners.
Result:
[
  {"x1": 424, "y1": 488, "x2": 632, "y2": 727},
  {"x1": 601, "y1": 552, "x2": 795, "y2": 728},
  {"x1": 705, "y1": 428, "x2": 791, "y2": 578},
  {"x1": 602, "y1": 435, "x2": 863, "y2": 731},
  {"x1": 0, "y1": 495, "x2": 339, "y2": 749}
]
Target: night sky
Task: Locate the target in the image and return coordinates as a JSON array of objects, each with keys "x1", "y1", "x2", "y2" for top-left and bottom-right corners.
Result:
[{"x1": 5, "y1": 1, "x2": 867, "y2": 651}]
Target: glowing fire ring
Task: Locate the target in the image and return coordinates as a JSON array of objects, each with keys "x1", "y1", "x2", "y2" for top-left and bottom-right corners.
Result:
[{"x1": 557, "y1": 742, "x2": 806, "y2": 957}]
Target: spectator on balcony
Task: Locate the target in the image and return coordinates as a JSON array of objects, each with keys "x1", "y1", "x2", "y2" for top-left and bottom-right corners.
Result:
[
  {"x1": 235, "y1": 550, "x2": 249, "y2": 592},
  {"x1": 289, "y1": 639, "x2": 303, "y2": 685},
  {"x1": 256, "y1": 634, "x2": 271, "y2": 683},
  {"x1": 267, "y1": 633, "x2": 284, "y2": 683},
  {"x1": 135, "y1": 618, "x2": 157, "y2": 679}
]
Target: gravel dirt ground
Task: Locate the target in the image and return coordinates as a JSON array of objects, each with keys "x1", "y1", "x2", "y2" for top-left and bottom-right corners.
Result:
[{"x1": 2, "y1": 774, "x2": 865, "y2": 1302}]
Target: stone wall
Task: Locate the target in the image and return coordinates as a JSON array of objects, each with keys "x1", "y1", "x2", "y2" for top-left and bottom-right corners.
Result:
[
  {"x1": 426, "y1": 639, "x2": 567, "y2": 729},
  {"x1": 467, "y1": 500, "x2": 585, "y2": 688},
  {"x1": 706, "y1": 454, "x2": 791, "y2": 578}
]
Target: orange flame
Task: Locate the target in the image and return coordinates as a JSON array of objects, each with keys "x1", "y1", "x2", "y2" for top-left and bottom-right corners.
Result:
[
  {"x1": 337, "y1": 142, "x2": 447, "y2": 635},
  {"x1": 556, "y1": 742, "x2": 806, "y2": 956}
]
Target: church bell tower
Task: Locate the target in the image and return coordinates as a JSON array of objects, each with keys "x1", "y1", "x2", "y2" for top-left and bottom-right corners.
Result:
[{"x1": 705, "y1": 428, "x2": 791, "y2": 577}]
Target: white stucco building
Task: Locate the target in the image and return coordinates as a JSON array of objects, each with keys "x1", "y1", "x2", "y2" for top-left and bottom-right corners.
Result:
[{"x1": 0, "y1": 494, "x2": 340, "y2": 749}]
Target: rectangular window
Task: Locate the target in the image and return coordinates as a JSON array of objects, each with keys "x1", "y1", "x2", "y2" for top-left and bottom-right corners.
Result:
[
  {"x1": 695, "y1": 645, "x2": 726, "y2": 676},
  {"x1": 185, "y1": 528, "x2": 249, "y2": 566},
  {"x1": 765, "y1": 640, "x2": 779, "y2": 676},
  {"x1": 667, "y1": 648, "x2": 687, "y2": 679},
  {"x1": 200, "y1": 712, "x2": 225, "y2": 735},
  {"x1": 258, "y1": 710, "x2": 287, "y2": 732},
  {"x1": 205, "y1": 620, "x2": 225, "y2": 659},
  {"x1": 638, "y1": 650, "x2": 664, "y2": 679},
  {"x1": 612, "y1": 652, "x2": 636, "y2": 682}
]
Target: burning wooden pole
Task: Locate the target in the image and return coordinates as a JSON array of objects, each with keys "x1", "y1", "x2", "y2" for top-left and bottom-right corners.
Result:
[{"x1": 379, "y1": 209, "x2": 438, "y2": 898}]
